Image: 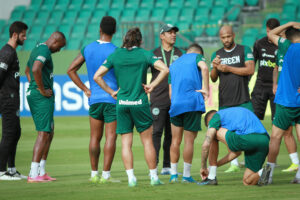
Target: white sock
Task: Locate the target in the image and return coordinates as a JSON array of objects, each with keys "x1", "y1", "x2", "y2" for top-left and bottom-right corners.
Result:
[
  {"x1": 296, "y1": 168, "x2": 300, "y2": 179},
  {"x1": 0, "y1": 171, "x2": 5, "y2": 175},
  {"x1": 231, "y1": 158, "x2": 239, "y2": 166},
  {"x1": 102, "y1": 171, "x2": 110, "y2": 179},
  {"x1": 267, "y1": 162, "x2": 276, "y2": 181},
  {"x1": 208, "y1": 166, "x2": 217, "y2": 180},
  {"x1": 258, "y1": 168, "x2": 263, "y2": 176},
  {"x1": 149, "y1": 168, "x2": 158, "y2": 181},
  {"x1": 289, "y1": 152, "x2": 299, "y2": 165},
  {"x1": 126, "y1": 169, "x2": 136, "y2": 182},
  {"x1": 39, "y1": 159, "x2": 46, "y2": 176},
  {"x1": 170, "y1": 163, "x2": 178, "y2": 175},
  {"x1": 8, "y1": 167, "x2": 16, "y2": 174},
  {"x1": 183, "y1": 162, "x2": 191, "y2": 177},
  {"x1": 30, "y1": 162, "x2": 40, "y2": 178},
  {"x1": 91, "y1": 170, "x2": 99, "y2": 178}
]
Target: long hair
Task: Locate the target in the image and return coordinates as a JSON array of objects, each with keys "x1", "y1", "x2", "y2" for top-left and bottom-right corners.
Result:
[{"x1": 122, "y1": 27, "x2": 142, "y2": 49}]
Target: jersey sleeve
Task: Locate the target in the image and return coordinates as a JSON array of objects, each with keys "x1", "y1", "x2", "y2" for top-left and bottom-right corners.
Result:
[
  {"x1": 210, "y1": 51, "x2": 217, "y2": 69},
  {"x1": 147, "y1": 50, "x2": 159, "y2": 66},
  {"x1": 252, "y1": 41, "x2": 259, "y2": 64},
  {"x1": 275, "y1": 50, "x2": 279, "y2": 66},
  {"x1": 0, "y1": 50, "x2": 13, "y2": 71},
  {"x1": 208, "y1": 113, "x2": 221, "y2": 130},
  {"x1": 34, "y1": 47, "x2": 50, "y2": 64},
  {"x1": 278, "y1": 37, "x2": 291, "y2": 55},
  {"x1": 102, "y1": 53, "x2": 114, "y2": 69},
  {"x1": 80, "y1": 45, "x2": 86, "y2": 58},
  {"x1": 168, "y1": 73, "x2": 171, "y2": 84},
  {"x1": 196, "y1": 54, "x2": 206, "y2": 64},
  {"x1": 244, "y1": 46, "x2": 254, "y2": 62}
]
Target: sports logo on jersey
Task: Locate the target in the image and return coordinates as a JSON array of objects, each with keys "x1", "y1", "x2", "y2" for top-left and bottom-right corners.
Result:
[
  {"x1": 247, "y1": 53, "x2": 254, "y2": 59},
  {"x1": 0, "y1": 62, "x2": 8, "y2": 70},
  {"x1": 152, "y1": 107, "x2": 160, "y2": 115},
  {"x1": 37, "y1": 55, "x2": 46, "y2": 63},
  {"x1": 261, "y1": 48, "x2": 266, "y2": 51},
  {"x1": 280, "y1": 38, "x2": 286, "y2": 43}
]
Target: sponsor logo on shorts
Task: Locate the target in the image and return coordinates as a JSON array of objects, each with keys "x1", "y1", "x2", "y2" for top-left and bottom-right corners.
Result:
[
  {"x1": 0, "y1": 62, "x2": 8, "y2": 70},
  {"x1": 50, "y1": 73, "x2": 54, "y2": 79},
  {"x1": 15, "y1": 72, "x2": 20, "y2": 79},
  {"x1": 26, "y1": 90, "x2": 31, "y2": 96},
  {"x1": 119, "y1": 99, "x2": 142, "y2": 105},
  {"x1": 152, "y1": 107, "x2": 160, "y2": 115}
]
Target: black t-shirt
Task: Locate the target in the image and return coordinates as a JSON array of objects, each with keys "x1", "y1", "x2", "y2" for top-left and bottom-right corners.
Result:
[
  {"x1": 0, "y1": 44, "x2": 20, "y2": 97},
  {"x1": 253, "y1": 36, "x2": 277, "y2": 87},
  {"x1": 213, "y1": 44, "x2": 253, "y2": 107},
  {"x1": 150, "y1": 46, "x2": 183, "y2": 107}
]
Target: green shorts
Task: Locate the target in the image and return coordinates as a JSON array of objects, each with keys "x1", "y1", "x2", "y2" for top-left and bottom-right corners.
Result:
[
  {"x1": 273, "y1": 104, "x2": 300, "y2": 130},
  {"x1": 170, "y1": 111, "x2": 202, "y2": 132},
  {"x1": 89, "y1": 103, "x2": 116, "y2": 123},
  {"x1": 26, "y1": 88, "x2": 54, "y2": 133},
  {"x1": 116, "y1": 105, "x2": 153, "y2": 134},
  {"x1": 219, "y1": 101, "x2": 254, "y2": 112},
  {"x1": 225, "y1": 131, "x2": 269, "y2": 172}
]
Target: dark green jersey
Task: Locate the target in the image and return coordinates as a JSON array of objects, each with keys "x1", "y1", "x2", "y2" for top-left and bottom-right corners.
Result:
[
  {"x1": 275, "y1": 37, "x2": 291, "y2": 80},
  {"x1": 103, "y1": 47, "x2": 158, "y2": 107},
  {"x1": 27, "y1": 43, "x2": 53, "y2": 90}
]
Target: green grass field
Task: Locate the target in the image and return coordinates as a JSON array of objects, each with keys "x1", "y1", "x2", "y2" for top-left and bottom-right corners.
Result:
[{"x1": 0, "y1": 116, "x2": 300, "y2": 200}]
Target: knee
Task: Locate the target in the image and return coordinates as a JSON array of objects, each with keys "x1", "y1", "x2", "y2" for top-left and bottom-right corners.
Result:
[
  {"x1": 270, "y1": 132, "x2": 283, "y2": 141},
  {"x1": 243, "y1": 177, "x2": 251, "y2": 186}
]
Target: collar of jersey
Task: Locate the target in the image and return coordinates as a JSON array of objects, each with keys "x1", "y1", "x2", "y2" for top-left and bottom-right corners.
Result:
[
  {"x1": 97, "y1": 40, "x2": 110, "y2": 44},
  {"x1": 224, "y1": 44, "x2": 237, "y2": 53}
]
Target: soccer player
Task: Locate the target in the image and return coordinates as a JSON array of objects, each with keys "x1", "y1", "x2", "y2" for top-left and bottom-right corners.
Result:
[
  {"x1": 94, "y1": 27, "x2": 169, "y2": 187},
  {"x1": 200, "y1": 107, "x2": 270, "y2": 186},
  {"x1": 67, "y1": 16, "x2": 118, "y2": 183},
  {"x1": 251, "y1": 18, "x2": 279, "y2": 121},
  {"x1": 266, "y1": 22, "x2": 300, "y2": 184},
  {"x1": 0, "y1": 21, "x2": 28, "y2": 180},
  {"x1": 25, "y1": 32, "x2": 66, "y2": 182},
  {"x1": 168, "y1": 43, "x2": 209, "y2": 183},
  {"x1": 210, "y1": 25, "x2": 255, "y2": 173},
  {"x1": 151, "y1": 24, "x2": 184, "y2": 175},
  {"x1": 272, "y1": 23, "x2": 300, "y2": 173}
]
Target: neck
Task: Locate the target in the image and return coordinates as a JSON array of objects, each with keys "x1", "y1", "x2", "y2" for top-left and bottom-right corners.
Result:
[
  {"x1": 162, "y1": 42, "x2": 173, "y2": 51},
  {"x1": 292, "y1": 37, "x2": 300, "y2": 43},
  {"x1": 7, "y1": 39, "x2": 17, "y2": 49},
  {"x1": 100, "y1": 34, "x2": 112, "y2": 42}
]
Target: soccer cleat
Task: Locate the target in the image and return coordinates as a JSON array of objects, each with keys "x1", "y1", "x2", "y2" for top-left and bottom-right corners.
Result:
[
  {"x1": 257, "y1": 164, "x2": 271, "y2": 186},
  {"x1": 224, "y1": 165, "x2": 240, "y2": 173},
  {"x1": 182, "y1": 176, "x2": 198, "y2": 183},
  {"x1": 99, "y1": 177, "x2": 121, "y2": 183},
  {"x1": 128, "y1": 179, "x2": 137, "y2": 187},
  {"x1": 40, "y1": 173, "x2": 56, "y2": 181},
  {"x1": 282, "y1": 163, "x2": 299, "y2": 172},
  {"x1": 27, "y1": 176, "x2": 50, "y2": 183},
  {"x1": 198, "y1": 178, "x2": 218, "y2": 185},
  {"x1": 160, "y1": 167, "x2": 171, "y2": 175},
  {"x1": 11, "y1": 171, "x2": 28, "y2": 179},
  {"x1": 0, "y1": 172, "x2": 22, "y2": 181},
  {"x1": 89, "y1": 175, "x2": 100, "y2": 183},
  {"x1": 290, "y1": 177, "x2": 300, "y2": 184},
  {"x1": 169, "y1": 174, "x2": 178, "y2": 183},
  {"x1": 150, "y1": 178, "x2": 164, "y2": 186}
]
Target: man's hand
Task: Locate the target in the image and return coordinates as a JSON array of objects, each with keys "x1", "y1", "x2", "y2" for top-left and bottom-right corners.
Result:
[
  {"x1": 217, "y1": 64, "x2": 229, "y2": 73},
  {"x1": 84, "y1": 88, "x2": 91, "y2": 98},
  {"x1": 142, "y1": 84, "x2": 154, "y2": 94},
  {"x1": 200, "y1": 168, "x2": 209, "y2": 180},
  {"x1": 111, "y1": 89, "x2": 119, "y2": 100},
  {"x1": 273, "y1": 84, "x2": 278, "y2": 95},
  {"x1": 196, "y1": 89, "x2": 209, "y2": 101},
  {"x1": 212, "y1": 55, "x2": 221, "y2": 69},
  {"x1": 38, "y1": 88, "x2": 53, "y2": 97}
]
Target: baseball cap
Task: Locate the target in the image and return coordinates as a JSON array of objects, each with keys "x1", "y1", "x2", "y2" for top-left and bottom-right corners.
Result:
[{"x1": 160, "y1": 24, "x2": 179, "y2": 34}]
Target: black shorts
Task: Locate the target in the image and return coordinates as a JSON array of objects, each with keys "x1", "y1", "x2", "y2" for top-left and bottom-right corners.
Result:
[{"x1": 251, "y1": 84, "x2": 275, "y2": 120}]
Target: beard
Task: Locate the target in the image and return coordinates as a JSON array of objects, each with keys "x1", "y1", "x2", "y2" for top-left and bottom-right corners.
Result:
[
  {"x1": 224, "y1": 41, "x2": 234, "y2": 49},
  {"x1": 16, "y1": 36, "x2": 24, "y2": 46}
]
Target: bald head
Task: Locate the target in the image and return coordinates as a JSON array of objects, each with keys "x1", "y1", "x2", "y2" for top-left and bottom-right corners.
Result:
[
  {"x1": 219, "y1": 25, "x2": 234, "y2": 36},
  {"x1": 47, "y1": 31, "x2": 66, "y2": 53},
  {"x1": 219, "y1": 26, "x2": 235, "y2": 50}
]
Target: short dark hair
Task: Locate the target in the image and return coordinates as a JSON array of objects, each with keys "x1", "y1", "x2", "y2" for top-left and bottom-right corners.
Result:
[
  {"x1": 285, "y1": 26, "x2": 300, "y2": 41},
  {"x1": 9, "y1": 21, "x2": 28, "y2": 38},
  {"x1": 266, "y1": 18, "x2": 280, "y2": 30},
  {"x1": 100, "y1": 16, "x2": 116, "y2": 36},
  {"x1": 204, "y1": 110, "x2": 217, "y2": 127},
  {"x1": 187, "y1": 43, "x2": 204, "y2": 55},
  {"x1": 122, "y1": 27, "x2": 142, "y2": 49}
]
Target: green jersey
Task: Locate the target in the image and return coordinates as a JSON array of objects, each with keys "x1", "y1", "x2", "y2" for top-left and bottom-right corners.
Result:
[
  {"x1": 275, "y1": 37, "x2": 291, "y2": 80},
  {"x1": 27, "y1": 43, "x2": 53, "y2": 90},
  {"x1": 103, "y1": 47, "x2": 158, "y2": 107}
]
